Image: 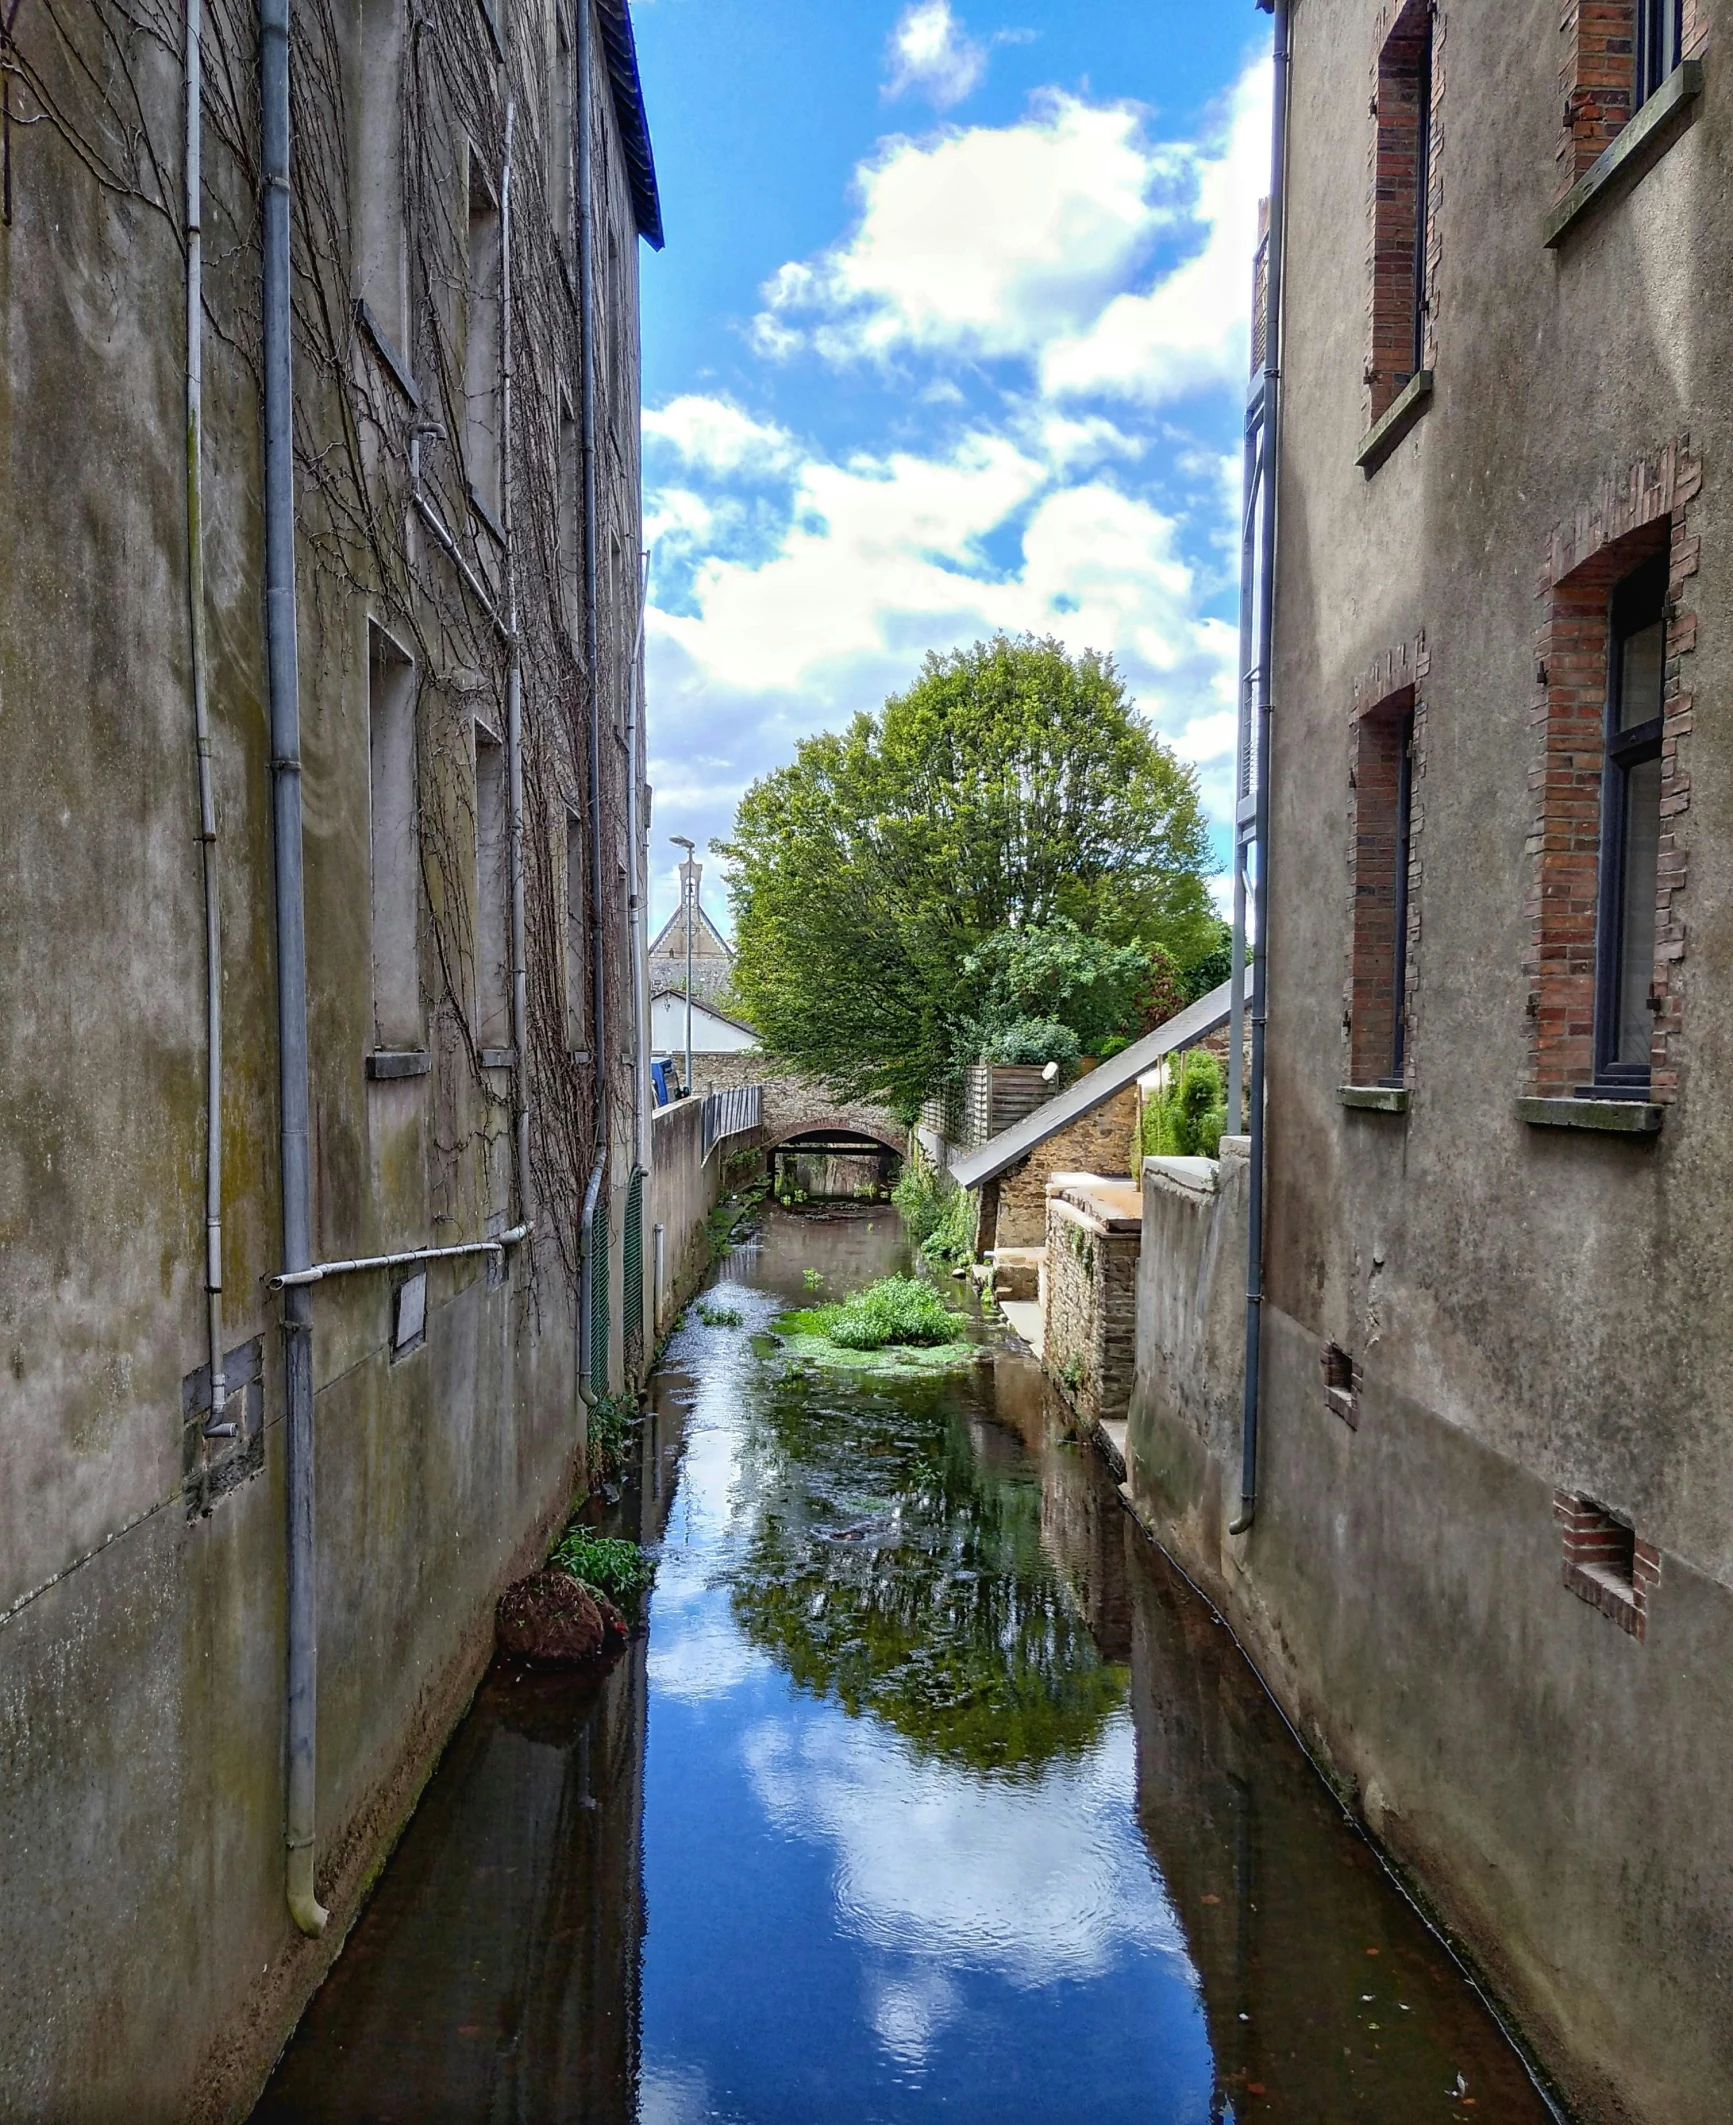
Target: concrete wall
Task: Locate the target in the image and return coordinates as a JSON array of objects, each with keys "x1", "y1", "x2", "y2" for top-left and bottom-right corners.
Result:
[
  {"x1": 1130, "y1": 7, "x2": 1733, "y2": 2120},
  {"x1": 0, "y1": 4, "x2": 650, "y2": 2115},
  {"x1": 648, "y1": 1092, "x2": 764, "y2": 1338}
]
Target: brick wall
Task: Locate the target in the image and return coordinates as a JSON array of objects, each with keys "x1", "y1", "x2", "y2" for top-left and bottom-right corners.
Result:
[
  {"x1": 1366, "y1": 0, "x2": 1443, "y2": 424},
  {"x1": 1554, "y1": 1490, "x2": 1663, "y2": 1640},
  {"x1": 1555, "y1": 0, "x2": 1710, "y2": 196},
  {"x1": 1526, "y1": 440, "x2": 1700, "y2": 1099},
  {"x1": 987, "y1": 1083, "x2": 1140, "y2": 1248},
  {"x1": 1042, "y1": 1191, "x2": 1141, "y2": 1428}
]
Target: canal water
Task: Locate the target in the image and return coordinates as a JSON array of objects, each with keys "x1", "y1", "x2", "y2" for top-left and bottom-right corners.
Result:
[{"x1": 256, "y1": 1207, "x2": 1554, "y2": 2124}]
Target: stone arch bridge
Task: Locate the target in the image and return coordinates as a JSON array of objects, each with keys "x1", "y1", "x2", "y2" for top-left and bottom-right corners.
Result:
[{"x1": 684, "y1": 1050, "x2": 906, "y2": 1168}]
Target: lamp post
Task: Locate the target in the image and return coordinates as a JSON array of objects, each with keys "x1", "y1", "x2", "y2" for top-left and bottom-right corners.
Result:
[{"x1": 669, "y1": 835, "x2": 695, "y2": 1096}]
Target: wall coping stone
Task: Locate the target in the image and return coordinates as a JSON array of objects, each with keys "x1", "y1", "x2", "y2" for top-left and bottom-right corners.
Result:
[
  {"x1": 1143, "y1": 1155, "x2": 1219, "y2": 1195},
  {"x1": 1356, "y1": 369, "x2": 1432, "y2": 474},
  {"x1": 1516, "y1": 1096, "x2": 1663, "y2": 1136},
  {"x1": 1544, "y1": 62, "x2": 1703, "y2": 249},
  {"x1": 1339, "y1": 1084, "x2": 1410, "y2": 1114}
]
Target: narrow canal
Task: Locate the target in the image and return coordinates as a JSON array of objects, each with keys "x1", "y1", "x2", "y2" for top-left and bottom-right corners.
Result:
[{"x1": 256, "y1": 1207, "x2": 1554, "y2": 2124}]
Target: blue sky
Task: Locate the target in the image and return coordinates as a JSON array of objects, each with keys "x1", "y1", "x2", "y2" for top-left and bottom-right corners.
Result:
[{"x1": 631, "y1": 1, "x2": 1274, "y2": 933}]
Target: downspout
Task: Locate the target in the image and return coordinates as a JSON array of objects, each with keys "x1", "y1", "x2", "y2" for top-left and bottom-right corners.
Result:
[
  {"x1": 576, "y1": 0, "x2": 608, "y2": 1406},
  {"x1": 260, "y1": 0, "x2": 327, "y2": 1934},
  {"x1": 186, "y1": 0, "x2": 230, "y2": 1442},
  {"x1": 500, "y1": 100, "x2": 531, "y2": 1225},
  {"x1": 625, "y1": 552, "x2": 650, "y2": 1179},
  {"x1": 1230, "y1": 0, "x2": 1289, "y2": 1539}
]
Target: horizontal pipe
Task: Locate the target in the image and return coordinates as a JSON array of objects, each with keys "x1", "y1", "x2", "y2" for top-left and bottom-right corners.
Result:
[
  {"x1": 409, "y1": 485, "x2": 513, "y2": 646},
  {"x1": 269, "y1": 1225, "x2": 532, "y2": 1291}
]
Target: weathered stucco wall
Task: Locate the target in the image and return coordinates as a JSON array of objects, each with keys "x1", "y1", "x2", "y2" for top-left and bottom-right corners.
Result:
[
  {"x1": 1129, "y1": 6, "x2": 1733, "y2": 2121},
  {"x1": 0, "y1": 2, "x2": 650, "y2": 2115}
]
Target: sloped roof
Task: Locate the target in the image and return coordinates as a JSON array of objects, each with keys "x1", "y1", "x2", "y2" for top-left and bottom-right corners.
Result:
[
  {"x1": 597, "y1": 0, "x2": 663, "y2": 250},
  {"x1": 949, "y1": 982, "x2": 1232, "y2": 1190},
  {"x1": 649, "y1": 989, "x2": 758, "y2": 1038},
  {"x1": 648, "y1": 900, "x2": 733, "y2": 960}
]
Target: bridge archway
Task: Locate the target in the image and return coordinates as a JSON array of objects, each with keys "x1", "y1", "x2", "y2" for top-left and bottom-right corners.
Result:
[{"x1": 768, "y1": 1121, "x2": 904, "y2": 1203}]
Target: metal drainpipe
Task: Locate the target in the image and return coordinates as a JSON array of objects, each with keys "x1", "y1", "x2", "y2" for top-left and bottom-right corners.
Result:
[
  {"x1": 186, "y1": 0, "x2": 230, "y2": 1443},
  {"x1": 500, "y1": 100, "x2": 531, "y2": 1227},
  {"x1": 576, "y1": 0, "x2": 608, "y2": 1407},
  {"x1": 1230, "y1": 0, "x2": 1289, "y2": 1540},
  {"x1": 625, "y1": 552, "x2": 650, "y2": 1180},
  {"x1": 260, "y1": 0, "x2": 327, "y2": 1936}
]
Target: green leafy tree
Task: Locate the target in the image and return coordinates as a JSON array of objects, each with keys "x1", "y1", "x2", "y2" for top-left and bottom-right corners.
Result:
[{"x1": 719, "y1": 636, "x2": 1218, "y2": 1112}]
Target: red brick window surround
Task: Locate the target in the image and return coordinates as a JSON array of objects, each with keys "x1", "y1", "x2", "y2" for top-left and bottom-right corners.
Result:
[
  {"x1": 1347, "y1": 640, "x2": 1429, "y2": 1090},
  {"x1": 1367, "y1": 1, "x2": 1442, "y2": 425},
  {"x1": 1554, "y1": 1491, "x2": 1661, "y2": 1639},
  {"x1": 1556, "y1": 0, "x2": 1709, "y2": 197},
  {"x1": 1350, "y1": 694, "x2": 1416, "y2": 1085},
  {"x1": 1527, "y1": 443, "x2": 1700, "y2": 1103}
]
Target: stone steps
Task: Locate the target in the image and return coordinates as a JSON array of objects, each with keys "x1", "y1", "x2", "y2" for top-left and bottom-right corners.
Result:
[{"x1": 989, "y1": 1246, "x2": 1044, "y2": 1301}]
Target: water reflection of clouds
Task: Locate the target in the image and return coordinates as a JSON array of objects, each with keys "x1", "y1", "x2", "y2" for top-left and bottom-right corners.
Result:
[{"x1": 744, "y1": 1707, "x2": 1189, "y2": 1998}]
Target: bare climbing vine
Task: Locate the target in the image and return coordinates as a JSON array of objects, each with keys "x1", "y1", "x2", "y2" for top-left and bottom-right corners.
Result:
[{"x1": 4, "y1": 0, "x2": 635, "y2": 1304}]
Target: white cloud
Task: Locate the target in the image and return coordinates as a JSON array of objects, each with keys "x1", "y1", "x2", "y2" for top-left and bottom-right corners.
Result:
[
  {"x1": 745, "y1": 1712, "x2": 1189, "y2": 1992},
  {"x1": 1041, "y1": 60, "x2": 1271, "y2": 403},
  {"x1": 642, "y1": 394, "x2": 799, "y2": 476},
  {"x1": 754, "y1": 95, "x2": 1175, "y2": 365},
  {"x1": 885, "y1": 1, "x2": 988, "y2": 110}
]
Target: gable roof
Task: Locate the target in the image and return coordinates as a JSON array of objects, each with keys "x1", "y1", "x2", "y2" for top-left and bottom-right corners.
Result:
[
  {"x1": 649, "y1": 989, "x2": 758, "y2": 1038},
  {"x1": 596, "y1": 0, "x2": 664, "y2": 250},
  {"x1": 648, "y1": 901, "x2": 733, "y2": 961},
  {"x1": 949, "y1": 982, "x2": 1232, "y2": 1190}
]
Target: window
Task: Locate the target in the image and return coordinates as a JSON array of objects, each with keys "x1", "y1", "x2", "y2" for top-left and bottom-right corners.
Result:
[
  {"x1": 368, "y1": 624, "x2": 419, "y2": 1049},
  {"x1": 474, "y1": 722, "x2": 510, "y2": 1052},
  {"x1": 558, "y1": 391, "x2": 579, "y2": 633},
  {"x1": 465, "y1": 153, "x2": 502, "y2": 525},
  {"x1": 1349, "y1": 693, "x2": 1415, "y2": 1088},
  {"x1": 1368, "y1": 1, "x2": 1435, "y2": 425},
  {"x1": 1637, "y1": 0, "x2": 1685, "y2": 109},
  {"x1": 1591, "y1": 557, "x2": 1667, "y2": 1095},
  {"x1": 550, "y1": 13, "x2": 573, "y2": 251},
  {"x1": 353, "y1": 0, "x2": 407, "y2": 351},
  {"x1": 566, "y1": 805, "x2": 587, "y2": 1053}
]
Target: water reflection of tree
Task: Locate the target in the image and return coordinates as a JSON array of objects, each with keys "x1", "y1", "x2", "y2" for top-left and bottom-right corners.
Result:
[{"x1": 729, "y1": 1371, "x2": 1125, "y2": 1774}]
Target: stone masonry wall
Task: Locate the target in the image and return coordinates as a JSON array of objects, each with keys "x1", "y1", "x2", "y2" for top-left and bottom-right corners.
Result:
[
  {"x1": 1042, "y1": 1189, "x2": 1140, "y2": 1428},
  {"x1": 991, "y1": 1084, "x2": 1139, "y2": 1247}
]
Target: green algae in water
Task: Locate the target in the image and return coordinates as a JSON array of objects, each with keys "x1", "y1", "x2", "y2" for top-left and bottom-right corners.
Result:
[{"x1": 769, "y1": 1274, "x2": 971, "y2": 1374}]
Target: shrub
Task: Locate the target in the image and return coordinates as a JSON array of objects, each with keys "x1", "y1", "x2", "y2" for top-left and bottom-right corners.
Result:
[
  {"x1": 1143, "y1": 1049, "x2": 1228, "y2": 1161},
  {"x1": 892, "y1": 1157, "x2": 947, "y2": 1245},
  {"x1": 584, "y1": 1392, "x2": 637, "y2": 1482},
  {"x1": 550, "y1": 1527, "x2": 654, "y2": 1612},
  {"x1": 978, "y1": 1015, "x2": 1081, "y2": 1069},
  {"x1": 819, "y1": 1275, "x2": 962, "y2": 1350},
  {"x1": 921, "y1": 1182, "x2": 976, "y2": 1268}
]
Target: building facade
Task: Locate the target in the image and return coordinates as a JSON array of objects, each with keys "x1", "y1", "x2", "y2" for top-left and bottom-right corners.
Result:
[
  {"x1": 1130, "y1": 7, "x2": 1731, "y2": 2122},
  {"x1": 0, "y1": 0, "x2": 656, "y2": 2112},
  {"x1": 647, "y1": 853, "x2": 737, "y2": 1006}
]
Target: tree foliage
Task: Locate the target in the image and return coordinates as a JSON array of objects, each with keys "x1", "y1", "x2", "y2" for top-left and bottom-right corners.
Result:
[{"x1": 718, "y1": 636, "x2": 1218, "y2": 1112}]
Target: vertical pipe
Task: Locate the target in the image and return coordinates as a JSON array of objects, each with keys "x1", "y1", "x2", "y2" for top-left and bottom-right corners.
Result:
[
  {"x1": 500, "y1": 100, "x2": 531, "y2": 1226},
  {"x1": 1231, "y1": 0, "x2": 1289, "y2": 1539},
  {"x1": 625, "y1": 553, "x2": 650, "y2": 1179},
  {"x1": 1226, "y1": 400, "x2": 1259, "y2": 1138},
  {"x1": 576, "y1": 0, "x2": 608, "y2": 1404},
  {"x1": 187, "y1": 0, "x2": 231, "y2": 1441},
  {"x1": 261, "y1": 0, "x2": 326, "y2": 1936}
]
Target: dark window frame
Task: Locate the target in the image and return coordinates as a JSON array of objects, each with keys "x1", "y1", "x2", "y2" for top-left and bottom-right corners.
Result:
[
  {"x1": 1636, "y1": 0, "x2": 1685, "y2": 110},
  {"x1": 1588, "y1": 555, "x2": 1667, "y2": 1097},
  {"x1": 1385, "y1": 707, "x2": 1415, "y2": 1086}
]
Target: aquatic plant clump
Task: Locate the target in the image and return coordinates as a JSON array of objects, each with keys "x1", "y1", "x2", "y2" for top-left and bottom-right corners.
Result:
[
  {"x1": 696, "y1": 1300, "x2": 745, "y2": 1327},
  {"x1": 551, "y1": 1527, "x2": 655, "y2": 1613},
  {"x1": 823, "y1": 1275, "x2": 962, "y2": 1350}
]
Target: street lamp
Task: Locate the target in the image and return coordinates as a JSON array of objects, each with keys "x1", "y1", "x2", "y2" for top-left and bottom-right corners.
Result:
[{"x1": 669, "y1": 835, "x2": 695, "y2": 1095}]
